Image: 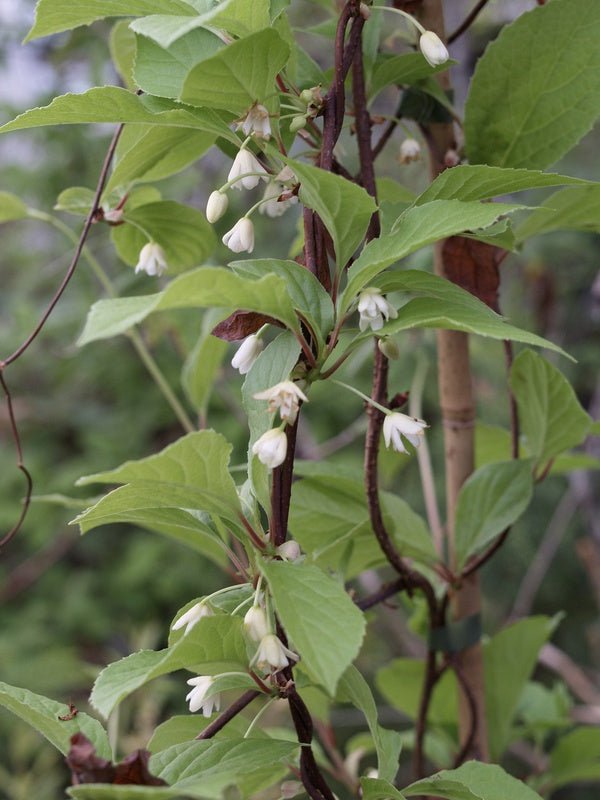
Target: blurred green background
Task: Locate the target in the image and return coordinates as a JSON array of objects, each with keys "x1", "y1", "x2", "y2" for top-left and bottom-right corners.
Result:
[{"x1": 1, "y1": 1, "x2": 599, "y2": 798}]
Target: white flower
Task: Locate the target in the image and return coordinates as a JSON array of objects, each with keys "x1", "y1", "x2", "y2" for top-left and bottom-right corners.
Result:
[
  {"x1": 357, "y1": 288, "x2": 398, "y2": 332},
  {"x1": 276, "y1": 540, "x2": 302, "y2": 561},
  {"x1": 206, "y1": 190, "x2": 229, "y2": 223},
  {"x1": 259, "y1": 180, "x2": 298, "y2": 218},
  {"x1": 252, "y1": 633, "x2": 299, "y2": 671},
  {"x1": 135, "y1": 242, "x2": 167, "y2": 277},
  {"x1": 172, "y1": 601, "x2": 213, "y2": 636},
  {"x1": 419, "y1": 30, "x2": 449, "y2": 67},
  {"x1": 244, "y1": 605, "x2": 270, "y2": 642},
  {"x1": 252, "y1": 427, "x2": 288, "y2": 469},
  {"x1": 231, "y1": 334, "x2": 263, "y2": 375},
  {"x1": 253, "y1": 380, "x2": 308, "y2": 424},
  {"x1": 383, "y1": 412, "x2": 428, "y2": 454},
  {"x1": 185, "y1": 676, "x2": 221, "y2": 717},
  {"x1": 222, "y1": 217, "x2": 255, "y2": 253},
  {"x1": 238, "y1": 103, "x2": 272, "y2": 140},
  {"x1": 399, "y1": 138, "x2": 421, "y2": 164},
  {"x1": 280, "y1": 781, "x2": 304, "y2": 799},
  {"x1": 227, "y1": 148, "x2": 268, "y2": 191}
]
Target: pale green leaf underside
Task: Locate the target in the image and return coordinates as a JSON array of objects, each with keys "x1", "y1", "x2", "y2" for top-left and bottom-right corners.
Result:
[
  {"x1": 454, "y1": 460, "x2": 534, "y2": 569},
  {"x1": 0, "y1": 681, "x2": 111, "y2": 759},
  {"x1": 68, "y1": 788, "x2": 177, "y2": 800},
  {"x1": 90, "y1": 616, "x2": 247, "y2": 718},
  {"x1": 0, "y1": 191, "x2": 28, "y2": 222},
  {"x1": 129, "y1": 0, "x2": 235, "y2": 49},
  {"x1": 515, "y1": 185, "x2": 600, "y2": 242},
  {"x1": 0, "y1": 88, "x2": 238, "y2": 144},
  {"x1": 404, "y1": 760, "x2": 543, "y2": 800},
  {"x1": 369, "y1": 52, "x2": 452, "y2": 102},
  {"x1": 260, "y1": 561, "x2": 366, "y2": 695},
  {"x1": 77, "y1": 268, "x2": 300, "y2": 346},
  {"x1": 465, "y1": 0, "x2": 600, "y2": 169},
  {"x1": 361, "y1": 778, "x2": 406, "y2": 800},
  {"x1": 340, "y1": 200, "x2": 522, "y2": 312}
]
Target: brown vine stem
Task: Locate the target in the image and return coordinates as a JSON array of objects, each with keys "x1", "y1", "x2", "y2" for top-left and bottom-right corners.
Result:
[
  {"x1": 270, "y1": 415, "x2": 300, "y2": 548},
  {"x1": 195, "y1": 690, "x2": 260, "y2": 740},
  {"x1": 447, "y1": 0, "x2": 491, "y2": 44},
  {"x1": 0, "y1": 122, "x2": 125, "y2": 551}
]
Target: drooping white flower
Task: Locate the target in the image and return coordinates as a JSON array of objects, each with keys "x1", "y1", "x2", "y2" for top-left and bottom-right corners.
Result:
[
  {"x1": 276, "y1": 540, "x2": 302, "y2": 561},
  {"x1": 135, "y1": 242, "x2": 168, "y2": 277},
  {"x1": 244, "y1": 605, "x2": 270, "y2": 642},
  {"x1": 238, "y1": 102, "x2": 272, "y2": 140},
  {"x1": 259, "y1": 180, "x2": 299, "y2": 218},
  {"x1": 206, "y1": 190, "x2": 229, "y2": 223},
  {"x1": 231, "y1": 334, "x2": 263, "y2": 375},
  {"x1": 222, "y1": 217, "x2": 255, "y2": 253},
  {"x1": 252, "y1": 427, "x2": 288, "y2": 469},
  {"x1": 253, "y1": 380, "x2": 308, "y2": 424},
  {"x1": 399, "y1": 138, "x2": 421, "y2": 164},
  {"x1": 185, "y1": 676, "x2": 221, "y2": 717},
  {"x1": 419, "y1": 30, "x2": 449, "y2": 67},
  {"x1": 357, "y1": 288, "x2": 398, "y2": 332},
  {"x1": 172, "y1": 601, "x2": 213, "y2": 636},
  {"x1": 252, "y1": 633, "x2": 299, "y2": 671},
  {"x1": 280, "y1": 781, "x2": 304, "y2": 799},
  {"x1": 383, "y1": 412, "x2": 428, "y2": 454},
  {"x1": 227, "y1": 148, "x2": 268, "y2": 191}
]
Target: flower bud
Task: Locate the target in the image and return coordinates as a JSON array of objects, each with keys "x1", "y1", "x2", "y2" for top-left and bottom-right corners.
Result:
[
  {"x1": 206, "y1": 190, "x2": 228, "y2": 223},
  {"x1": 231, "y1": 334, "x2": 263, "y2": 375},
  {"x1": 290, "y1": 115, "x2": 307, "y2": 133},
  {"x1": 276, "y1": 540, "x2": 302, "y2": 561},
  {"x1": 419, "y1": 30, "x2": 449, "y2": 67},
  {"x1": 252, "y1": 427, "x2": 288, "y2": 469},
  {"x1": 359, "y1": 2, "x2": 371, "y2": 19},
  {"x1": 399, "y1": 138, "x2": 421, "y2": 164},
  {"x1": 244, "y1": 605, "x2": 270, "y2": 642},
  {"x1": 378, "y1": 336, "x2": 401, "y2": 360}
]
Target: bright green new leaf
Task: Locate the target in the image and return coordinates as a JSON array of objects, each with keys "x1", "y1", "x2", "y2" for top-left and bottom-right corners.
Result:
[
  {"x1": 106, "y1": 126, "x2": 215, "y2": 193},
  {"x1": 547, "y1": 728, "x2": 600, "y2": 791},
  {"x1": 369, "y1": 53, "x2": 453, "y2": 102},
  {"x1": 90, "y1": 616, "x2": 248, "y2": 718},
  {"x1": 415, "y1": 165, "x2": 590, "y2": 205},
  {"x1": 68, "y1": 788, "x2": 176, "y2": 800},
  {"x1": 485, "y1": 617, "x2": 555, "y2": 760},
  {"x1": 128, "y1": 0, "x2": 235, "y2": 49},
  {"x1": 150, "y1": 738, "x2": 298, "y2": 798},
  {"x1": 377, "y1": 659, "x2": 458, "y2": 728},
  {"x1": 148, "y1": 714, "x2": 251, "y2": 753},
  {"x1": 211, "y1": 0, "x2": 271, "y2": 36},
  {"x1": 25, "y1": 0, "x2": 194, "y2": 41},
  {"x1": 111, "y1": 200, "x2": 216, "y2": 272},
  {"x1": 361, "y1": 778, "x2": 407, "y2": 800},
  {"x1": 454, "y1": 460, "x2": 534, "y2": 569},
  {"x1": 515, "y1": 185, "x2": 600, "y2": 242},
  {"x1": 340, "y1": 200, "x2": 522, "y2": 312},
  {"x1": 465, "y1": 0, "x2": 600, "y2": 169},
  {"x1": 109, "y1": 20, "x2": 137, "y2": 91},
  {"x1": 78, "y1": 268, "x2": 301, "y2": 345},
  {"x1": 0, "y1": 87, "x2": 238, "y2": 144},
  {"x1": 260, "y1": 561, "x2": 366, "y2": 695},
  {"x1": 134, "y1": 27, "x2": 225, "y2": 99},
  {"x1": 404, "y1": 761, "x2": 544, "y2": 799},
  {"x1": 182, "y1": 327, "x2": 228, "y2": 415},
  {"x1": 510, "y1": 350, "x2": 592, "y2": 469},
  {"x1": 0, "y1": 191, "x2": 27, "y2": 222},
  {"x1": 180, "y1": 29, "x2": 289, "y2": 112},
  {"x1": 287, "y1": 158, "x2": 378, "y2": 270},
  {"x1": 338, "y1": 667, "x2": 403, "y2": 783},
  {"x1": 0, "y1": 681, "x2": 111, "y2": 759}
]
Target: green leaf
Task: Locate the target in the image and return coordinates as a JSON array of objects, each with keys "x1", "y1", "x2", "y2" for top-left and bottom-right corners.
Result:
[
  {"x1": 128, "y1": 0, "x2": 235, "y2": 49},
  {"x1": 510, "y1": 350, "x2": 592, "y2": 469},
  {"x1": 0, "y1": 191, "x2": 28, "y2": 222},
  {"x1": 484, "y1": 617, "x2": 555, "y2": 760},
  {"x1": 361, "y1": 778, "x2": 406, "y2": 800},
  {"x1": 180, "y1": 29, "x2": 289, "y2": 113},
  {"x1": 231, "y1": 259, "x2": 335, "y2": 351},
  {"x1": 211, "y1": 0, "x2": 271, "y2": 37},
  {"x1": 68, "y1": 788, "x2": 177, "y2": 800},
  {"x1": 515, "y1": 185, "x2": 600, "y2": 242},
  {"x1": 287, "y1": 158, "x2": 378, "y2": 270},
  {"x1": 25, "y1": 0, "x2": 194, "y2": 41},
  {"x1": 465, "y1": 0, "x2": 600, "y2": 169},
  {"x1": 0, "y1": 681, "x2": 111, "y2": 759},
  {"x1": 415, "y1": 165, "x2": 590, "y2": 205},
  {"x1": 369, "y1": 53, "x2": 453, "y2": 102},
  {"x1": 109, "y1": 20, "x2": 138, "y2": 91},
  {"x1": 90, "y1": 616, "x2": 248, "y2": 718},
  {"x1": 260, "y1": 561, "x2": 366, "y2": 695},
  {"x1": 134, "y1": 27, "x2": 225, "y2": 99},
  {"x1": 111, "y1": 200, "x2": 216, "y2": 272},
  {"x1": 454, "y1": 460, "x2": 534, "y2": 569},
  {"x1": 182, "y1": 330, "x2": 228, "y2": 415},
  {"x1": 376, "y1": 659, "x2": 458, "y2": 728},
  {"x1": 547, "y1": 728, "x2": 600, "y2": 790},
  {"x1": 338, "y1": 667, "x2": 402, "y2": 783},
  {"x1": 148, "y1": 714, "x2": 252, "y2": 752},
  {"x1": 340, "y1": 200, "x2": 522, "y2": 313},
  {"x1": 75, "y1": 430, "x2": 241, "y2": 522},
  {"x1": 106, "y1": 126, "x2": 215, "y2": 193},
  {"x1": 404, "y1": 761, "x2": 544, "y2": 800},
  {"x1": 150, "y1": 738, "x2": 298, "y2": 798},
  {"x1": 78, "y1": 268, "x2": 301, "y2": 345},
  {"x1": 0, "y1": 88, "x2": 238, "y2": 144}
]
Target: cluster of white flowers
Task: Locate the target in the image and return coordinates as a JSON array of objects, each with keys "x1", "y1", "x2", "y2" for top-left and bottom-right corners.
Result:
[{"x1": 249, "y1": 380, "x2": 309, "y2": 469}]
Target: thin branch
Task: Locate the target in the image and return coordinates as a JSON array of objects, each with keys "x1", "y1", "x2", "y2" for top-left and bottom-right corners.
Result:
[
  {"x1": 271, "y1": 416, "x2": 300, "y2": 547},
  {"x1": 447, "y1": 0, "x2": 492, "y2": 45},
  {"x1": 451, "y1": 658, "x2": 479, "y2": 765},
  {"x1": 504, "y1": 340, "x2": 519, "y2": 459},
  {"x1": 356, "y1": 578, "x2": 405, "y2": 611},
  {"x1": 195, "y1": 691, "x2": 260, "y2": 739}
]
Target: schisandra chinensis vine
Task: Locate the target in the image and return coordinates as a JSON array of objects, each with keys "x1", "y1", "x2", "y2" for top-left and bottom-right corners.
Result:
[{"x1": 1, "y1": 1, "x2": 599, "y2": 798}]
